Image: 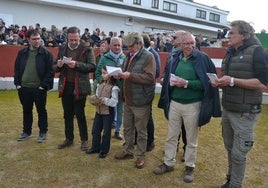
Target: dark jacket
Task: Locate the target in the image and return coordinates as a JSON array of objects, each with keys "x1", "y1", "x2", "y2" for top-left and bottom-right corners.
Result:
[
  {"x1": 14, "y1": 46, "x2": 54, "y2": 90},
  {"x1": 221, "y1": 37, "x2": 268, "y2": 113},
  {"x1": 53, "y1": 43, "x2": 96, "y2": 98},
  {"x1": 149, "y1": 47, "x2": 161, "y2": 79},
  {"x1": 158, "y1": 48, "x2": 221, "y2": 126}
]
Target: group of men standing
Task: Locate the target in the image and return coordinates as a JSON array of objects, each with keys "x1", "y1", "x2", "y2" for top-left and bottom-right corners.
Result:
[{"x1": 14, "y1": 20, "x2": 268, "y2": 188}]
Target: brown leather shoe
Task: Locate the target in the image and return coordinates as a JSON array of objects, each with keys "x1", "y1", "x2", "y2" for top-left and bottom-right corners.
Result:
[
  {"x1": 58, "y1": 139, "x2": 73, "y2": 149},
  {"x1": 80, "y1": 141, "x2": 88, "y2": 151},
  {"x1": 115, "y1": 151, "x2": 134, "y2": 160},
  {"x1": 136, "y1": 158, "x2": 145, "y2": 169}
]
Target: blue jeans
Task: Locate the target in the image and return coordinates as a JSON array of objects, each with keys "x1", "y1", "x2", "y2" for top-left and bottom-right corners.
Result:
[{"x1": 113, "y1": 97, "x2": 123, "y2": 132}]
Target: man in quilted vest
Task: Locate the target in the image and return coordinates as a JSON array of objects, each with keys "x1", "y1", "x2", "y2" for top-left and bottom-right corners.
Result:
[
  {"x1": 214, "y1": 20, "x2": 268, "y2": 188},
  {"x1": 114, "y1": 32, "x2": 156, "y2": 169}
]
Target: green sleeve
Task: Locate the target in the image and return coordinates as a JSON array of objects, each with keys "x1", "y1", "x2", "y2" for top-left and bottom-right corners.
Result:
[{"x1": 95, "y1": 56, "x2": 105, "y2": 83}]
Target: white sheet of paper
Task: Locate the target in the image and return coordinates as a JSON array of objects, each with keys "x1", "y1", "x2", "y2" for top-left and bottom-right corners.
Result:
[
  {"x1": 170, "y1": 73, "x2": 180, "y2": 86},
  {"x1": 106, "y1": 65, "x2": 122, "y2": 76},
  {"x1": 206, "y1": 73, "x2": 218, "y2": 84},
  {"x1": 62, "y1": 56, "x2": 72, "y2": 64}
]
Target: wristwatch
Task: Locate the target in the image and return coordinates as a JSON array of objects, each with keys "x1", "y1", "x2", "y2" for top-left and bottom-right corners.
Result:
[
  {"x1": 229, "y1": 77, "x2": 234, "y2": 87},
  {"x1": 184, "y1": 80, "x2": 189, "y2": 88}
]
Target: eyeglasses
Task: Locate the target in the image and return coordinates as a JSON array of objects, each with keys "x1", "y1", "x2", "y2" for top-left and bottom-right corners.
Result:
[
  {"x1": 228, "y1": 31, "x2": 241, "y2": 35},
  {"x1": 181, "y1": 42, "x2": 195, "y2": 46},
  {"x1": 30, "y1": 37, "x2": 41, "y2": 41}
]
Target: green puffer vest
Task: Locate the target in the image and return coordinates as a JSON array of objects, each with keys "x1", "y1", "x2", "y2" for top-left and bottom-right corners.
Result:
[
  {"x1": 122, "y1": 48, "x2": 156, "y2": 106},
  {"x1": 221, "y1": 45, "x2": 263, "y2": 113}
]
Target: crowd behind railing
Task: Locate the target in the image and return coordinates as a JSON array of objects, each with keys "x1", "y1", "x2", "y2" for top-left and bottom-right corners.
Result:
[{"x1": 0, "y1": 19, "x2": 229, "y2": 51}]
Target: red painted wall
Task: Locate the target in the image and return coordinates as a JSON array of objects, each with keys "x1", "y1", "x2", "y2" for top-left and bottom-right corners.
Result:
[
  {"x1": 0, "y1": 45, "x2": 225, "y2": 78},
  {"x1": 0, "y1": 45, "x2": 58, "y2": 77},
  {"x1": 1, "y1": 45, "x2": 267, "y2": 92}
]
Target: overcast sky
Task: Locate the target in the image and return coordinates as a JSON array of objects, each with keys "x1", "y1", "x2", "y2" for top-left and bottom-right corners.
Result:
[{"x1": 194, "y1": 0, "x2": 267, "y2": 33}]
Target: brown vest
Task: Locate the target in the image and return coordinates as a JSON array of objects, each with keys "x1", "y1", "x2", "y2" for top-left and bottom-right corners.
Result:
[{"x1": 96, "y1": 83, "x2": 113, "y2": 115}]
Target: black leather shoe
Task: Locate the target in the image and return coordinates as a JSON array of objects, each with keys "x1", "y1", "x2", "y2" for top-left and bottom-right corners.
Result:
[
  {"x1": 85, "y1": 148, "x2": 100, "y2": 154},
  {"x1": 146, "y1": 142, "x2": 155, "y2": 152},
  {"x1": 99, "y1": 152, "x2": 107, "y2": 158}
]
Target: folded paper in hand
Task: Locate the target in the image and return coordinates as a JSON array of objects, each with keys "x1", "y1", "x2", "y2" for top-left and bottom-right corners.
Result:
[
  {"x1": 62, "y1": 56, "x2": 72, "y2": 64},
  {"x1": 170, "y1": 73, "x2": 180, "y2": 86},
  {"x1": 106, "y1": 65, "x2": 122, "y2": 76},
  {"x1": 206, "y1": 73, "x2": 218, "y2": 84}
]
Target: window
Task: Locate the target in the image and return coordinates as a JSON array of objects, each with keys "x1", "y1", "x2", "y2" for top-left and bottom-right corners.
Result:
[
  {"x1": 133, "y1": 0, "x2": 141, "y2": 5},
  {"x1": 209, "y1": 13, "x2": 220, "y2": 22},
  {"x1": 196, "y1": 9, "x2": 206, "y2": 19},
  {"x1": 163, "y1": 1, "x2": 177, "y2": 13},
  {"x1": 152, "y1": 0, "x2": 159, "y2": 9}
]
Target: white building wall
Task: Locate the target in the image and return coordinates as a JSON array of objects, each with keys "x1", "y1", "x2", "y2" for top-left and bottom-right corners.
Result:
[
  {"x1": 101, "y1": 0, "x2": 229, "y2": 26},
  {"x1": 120, "y1": 0, "x2": 152, "y2": 8},
  {"x1": 0, "y1": 0, "x2": 229, "y2": 37},
  {"x1": 0, "y1": 0, "x2": 145, "y2": 34},
  {"x1": 177, "y1": 1, "x2": 228, "y2": 26},
  {"x1": 178, "y1": 4, "x2": 197, "y2": 18}
]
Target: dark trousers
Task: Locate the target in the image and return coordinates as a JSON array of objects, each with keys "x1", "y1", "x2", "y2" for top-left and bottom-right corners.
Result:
[
  {"x1": 62, "y1": 93, "x2": 88, "y2": 141},
  {"x1": 91, "y1": 108, "x2": 114, "y2": 154},
  {"x1": 18, "y1": 87, "x2": 48, "y2": 135},
  {"x1": 178, "y1": 123, "x2": 187, "y2": 151},
  {"x1": 147, "y1": 105, "x2": 154, "y2": 145}
]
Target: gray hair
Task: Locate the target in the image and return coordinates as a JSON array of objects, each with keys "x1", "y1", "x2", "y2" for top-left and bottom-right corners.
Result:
[
  {"x1": 230, "y1": 20, "x2": 255, "y2": 40},
  {"x1": 179, "y1": 31, "x2": 195, "y2": 44},
  {"x1": 110, "y1": 36, "x2": 122, "y2": 44}
]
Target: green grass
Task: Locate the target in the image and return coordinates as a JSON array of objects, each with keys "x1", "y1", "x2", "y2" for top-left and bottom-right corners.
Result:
[{"x1": 0, "y1": 90, "x2": 267, "y2": 188}]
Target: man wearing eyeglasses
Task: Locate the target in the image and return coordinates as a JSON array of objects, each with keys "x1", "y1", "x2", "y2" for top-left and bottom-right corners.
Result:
[
  {"x1": 159, "y1": 30, "x2": 187, "y2": 162},
  {"x1": 154, "y1": 31, "x2": 221, "y2": 183},
  {"x1": 14, "y1": 29, "x2": 54, "y2": 143}
]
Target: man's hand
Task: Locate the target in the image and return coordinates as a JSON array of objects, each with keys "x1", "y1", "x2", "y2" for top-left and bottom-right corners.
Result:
[
  {"x1": 171, "y1": 77, "x2": 187, "y2": 88},
  {"x1": 118, "y1": 72, "x2": 130, "y2": 79},
  {"x1": 216, "y1": 75, "x2": 232, "y2": 87},
  {"x1": 66, "y1": 60, "x2": 76, "y2": 69}
]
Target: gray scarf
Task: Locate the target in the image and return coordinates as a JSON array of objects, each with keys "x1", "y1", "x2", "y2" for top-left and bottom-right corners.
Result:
[{"x1": 109, "y1": 49, "x2": 122, "y2": 62}]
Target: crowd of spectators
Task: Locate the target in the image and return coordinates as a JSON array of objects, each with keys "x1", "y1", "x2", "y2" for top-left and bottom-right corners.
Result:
[
  {"x1": 1, "y1": 18, "x2": 222, "y2": 50},
  {"x1": 0, "y1": 18, "x2": 172, "y2": 51}
]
